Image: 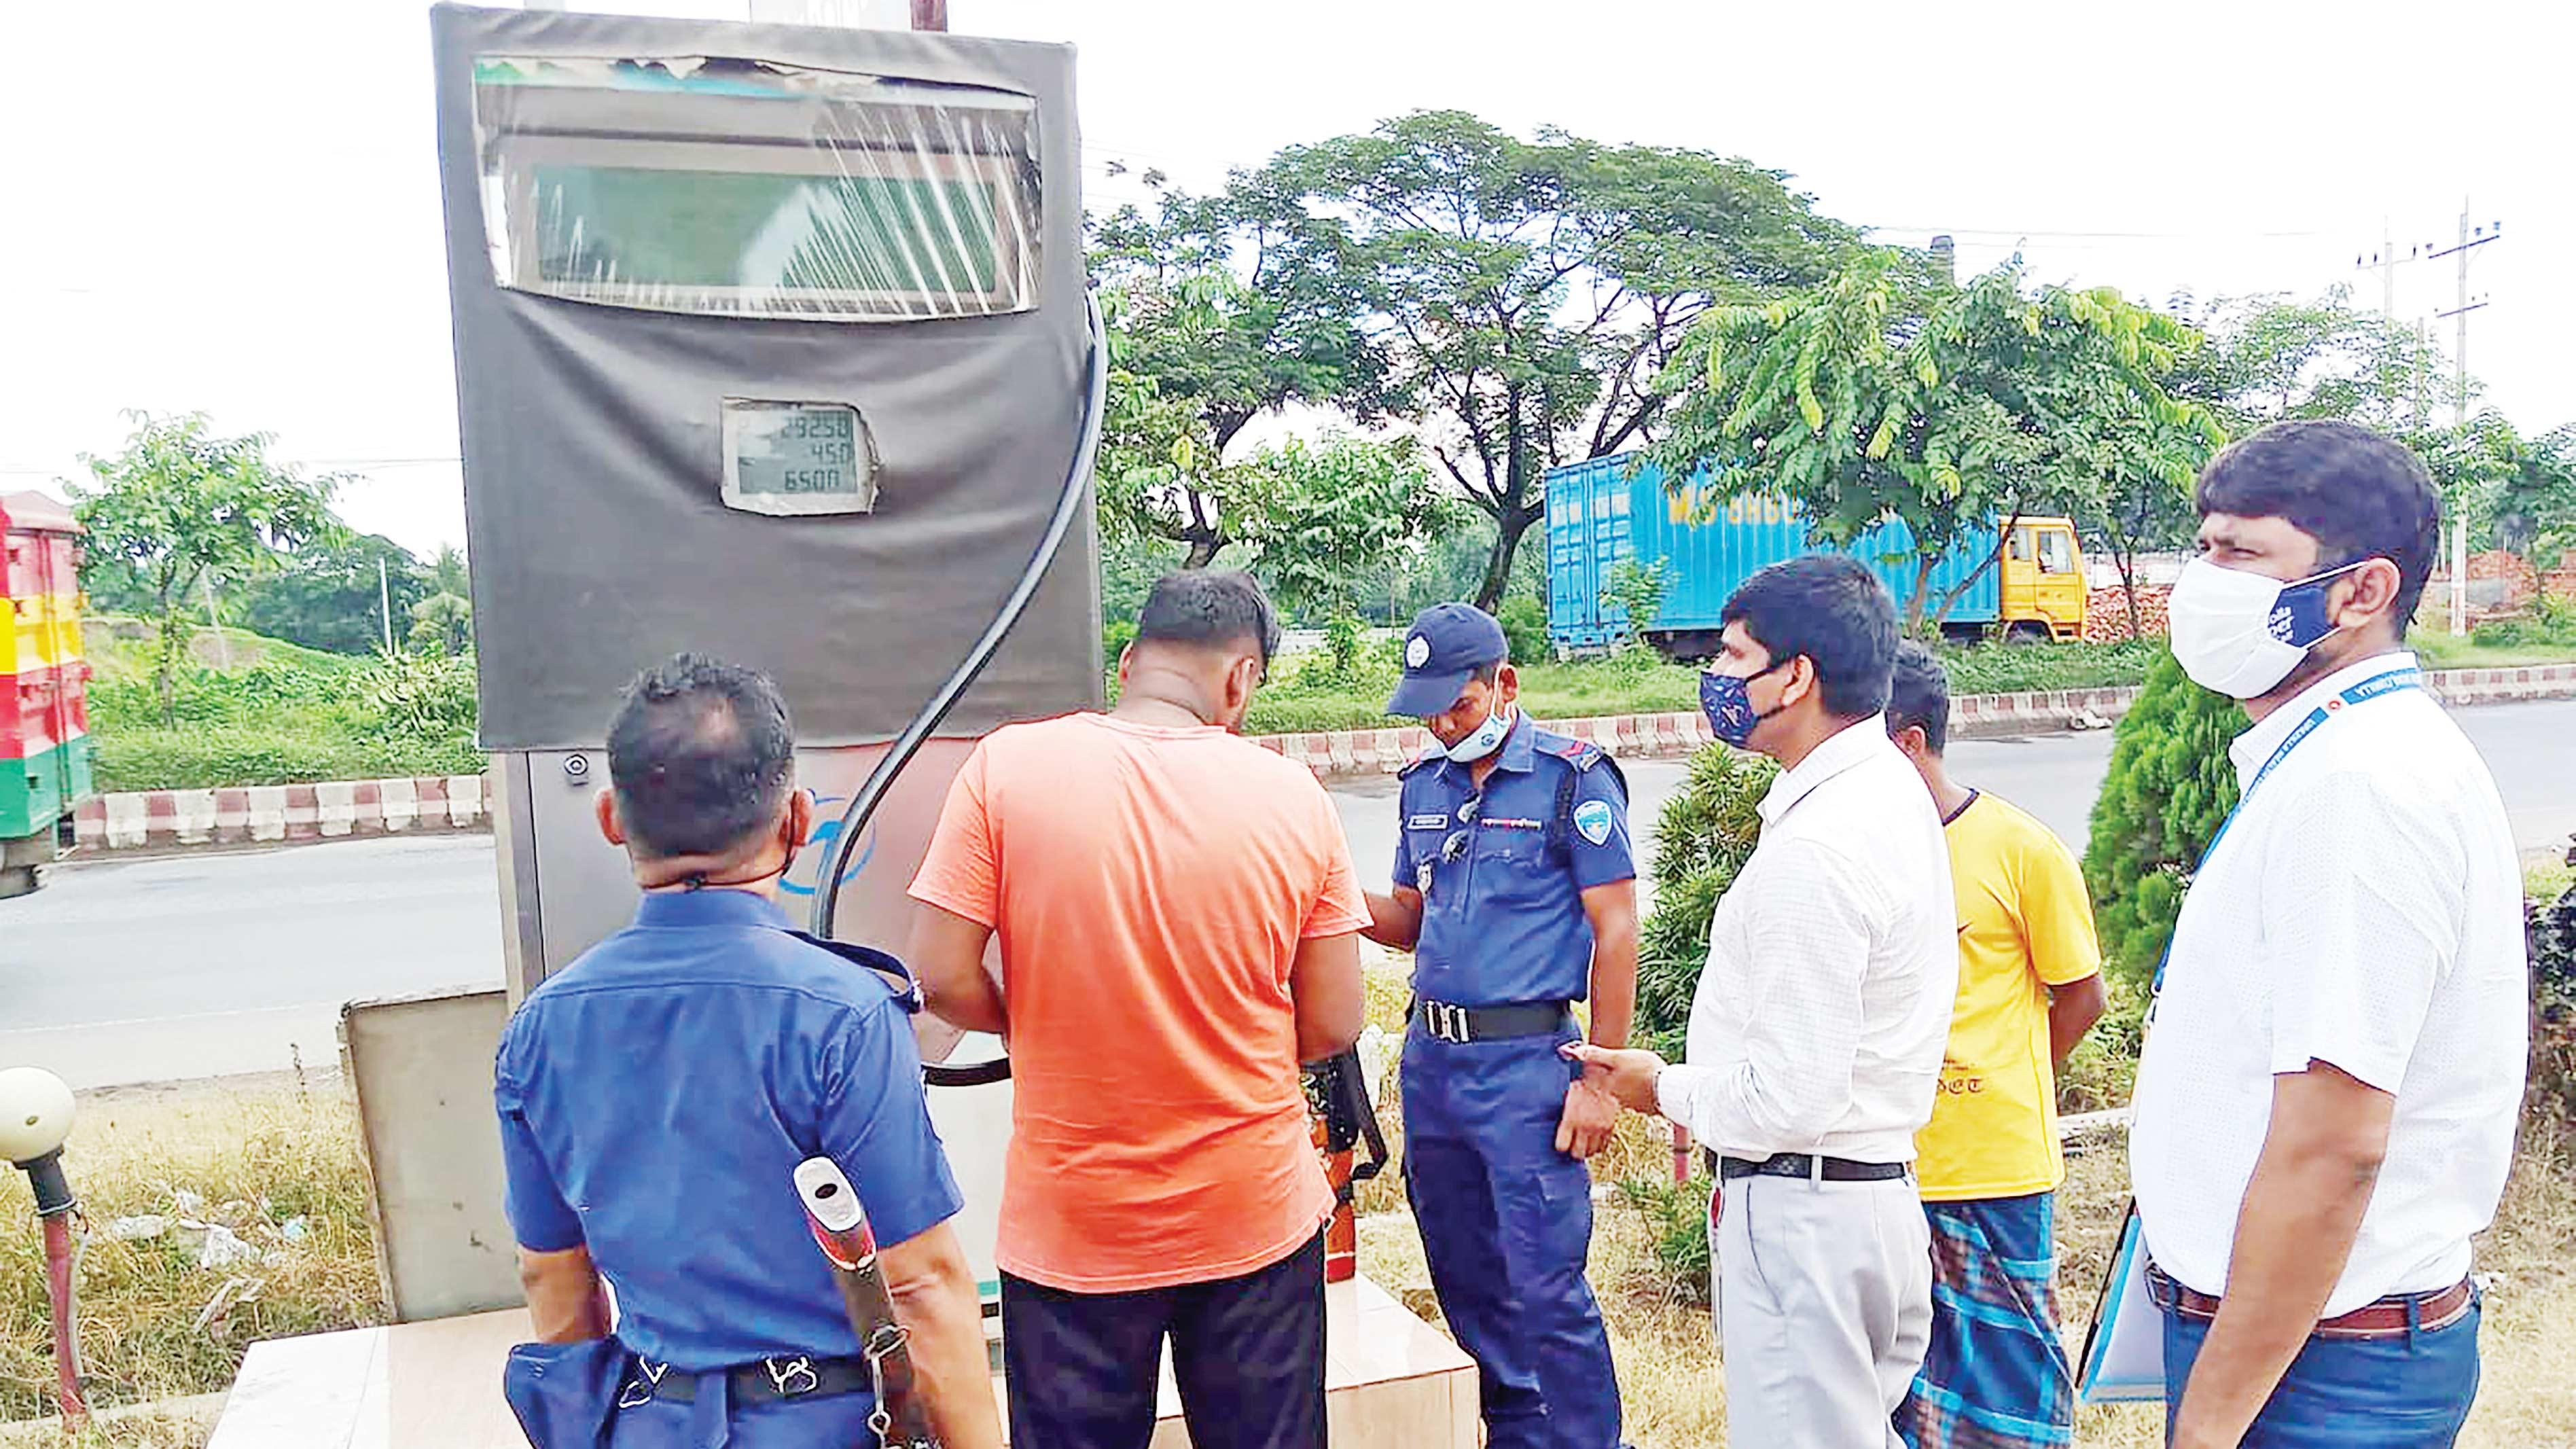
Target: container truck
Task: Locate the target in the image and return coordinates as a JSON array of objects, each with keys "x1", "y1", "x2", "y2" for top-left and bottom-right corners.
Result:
[
  {"x1": 1, "y1": 492, "x2": 95, "y2": 897},
  {"x1": 1545, "y1": 453, "x2": 2087, "y2": 658}
]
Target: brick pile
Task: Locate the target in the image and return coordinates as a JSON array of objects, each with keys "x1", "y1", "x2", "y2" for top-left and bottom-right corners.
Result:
[{"x1": 2083, "y1": 584, "x2": 2171, "y2": 641}]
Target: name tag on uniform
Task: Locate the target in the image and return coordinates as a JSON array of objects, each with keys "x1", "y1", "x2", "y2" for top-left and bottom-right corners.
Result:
[{"x1": 1407, "y1": 814, "x2": 1450, "y2": 830}]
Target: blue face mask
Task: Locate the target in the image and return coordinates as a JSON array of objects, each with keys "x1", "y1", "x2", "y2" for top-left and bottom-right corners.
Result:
[
  {"x1": 1700, "y1": 658, "x2": 1789, "y2": 749},
  {"x1": 1441, "y1": 702, "x2": 1514, "y2": 764}
]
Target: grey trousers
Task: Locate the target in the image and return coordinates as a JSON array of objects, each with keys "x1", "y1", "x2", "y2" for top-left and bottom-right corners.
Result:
[{"x1": 1713, "y1": 1171, "x2": 1932, "y2": 1449}]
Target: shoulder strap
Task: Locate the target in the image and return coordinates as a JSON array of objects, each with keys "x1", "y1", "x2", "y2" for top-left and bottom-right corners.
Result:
[
  {"x1": 1543, "y1": 748, "x2": 1626, "y2": 860},
  {"x1": 779, "y1": 929, "x2": 923, "y2": 1016}
]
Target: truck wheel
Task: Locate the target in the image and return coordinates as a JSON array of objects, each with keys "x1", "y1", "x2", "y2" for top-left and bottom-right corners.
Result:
[
  {"x1": 2003, "y1": 622, "x2": 2050, "y2": 647},
  {"x1": 0, "y1": 866, "x2": 39, "y2": 900}
]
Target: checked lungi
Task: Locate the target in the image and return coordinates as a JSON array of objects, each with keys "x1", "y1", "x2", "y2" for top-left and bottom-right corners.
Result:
[{"x1": 1895, "y1": 1192, "x2": 2075, "y2": 1449}]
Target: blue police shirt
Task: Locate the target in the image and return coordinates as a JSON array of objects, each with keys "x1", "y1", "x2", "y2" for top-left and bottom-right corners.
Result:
[
  {"x1": 493, "y1": 889, "x2": 963, "y2": 1372},
  {"x1": 1393, "y1": 715, "x2": 1636, "y2": 1007}
]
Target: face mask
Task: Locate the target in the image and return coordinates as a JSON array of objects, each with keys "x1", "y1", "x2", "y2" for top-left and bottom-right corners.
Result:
[
  {"x1": 2167, "y1": 556, "x2": 2371, "y2": 699},
  {"x1": 1440, "y1": 702, "x2": 1514, "y2": 764},
  {"x1": 1700, "y1": 658, "x2": 1789, "y2": 749}
]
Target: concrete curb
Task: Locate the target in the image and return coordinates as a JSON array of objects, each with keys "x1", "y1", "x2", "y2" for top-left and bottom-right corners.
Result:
[{"x1": 65, "y1": 663, "x2": 2576, "y2": 853}]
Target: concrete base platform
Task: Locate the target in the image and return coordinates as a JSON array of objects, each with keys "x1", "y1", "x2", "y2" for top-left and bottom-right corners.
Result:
[{"x1": 206, "y1": 1275, "x2": 1475, "y2": 1449}]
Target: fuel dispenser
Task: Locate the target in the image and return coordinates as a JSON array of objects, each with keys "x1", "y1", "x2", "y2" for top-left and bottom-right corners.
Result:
[{"x1": 429, "y1": 2, "x2": 1100, "y2": 1311}]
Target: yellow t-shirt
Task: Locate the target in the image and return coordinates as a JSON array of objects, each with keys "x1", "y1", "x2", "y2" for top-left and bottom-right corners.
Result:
[{"x1": 1914, "y1": 790, "x2": 2103, "y2": 1202}]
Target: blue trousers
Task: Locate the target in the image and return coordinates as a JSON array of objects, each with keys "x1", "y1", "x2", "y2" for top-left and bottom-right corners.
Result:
[
  {"x1": 2161, "y1": 1291, "x2": 2481, "y2": 1448},
  {"x1": 1401, "y1": 1026, "x2": 1620, "y2": 1449}
]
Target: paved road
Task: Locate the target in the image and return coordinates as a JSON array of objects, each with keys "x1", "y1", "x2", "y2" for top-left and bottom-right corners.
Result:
[{"x1": 9, "y1": 699, "x2": 2573, "y2": 1088}]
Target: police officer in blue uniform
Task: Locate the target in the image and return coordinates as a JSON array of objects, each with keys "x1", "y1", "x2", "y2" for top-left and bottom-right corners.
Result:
[
  {"x1": 493, "y1": 655, "x2": 1001, "y2": 1449},
  {"x1": 1363, "y1": 605, "x2": 1640, "y2": 1449}
]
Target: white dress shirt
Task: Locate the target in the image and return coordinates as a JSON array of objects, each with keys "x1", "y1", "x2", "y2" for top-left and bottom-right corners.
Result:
[
  {"x1": 1657, "y1": 718, "x2": 1958, "y2": 1163},
  {"x1": 2132, "y1": 650, "x2": 2528, "y2": 1318}
]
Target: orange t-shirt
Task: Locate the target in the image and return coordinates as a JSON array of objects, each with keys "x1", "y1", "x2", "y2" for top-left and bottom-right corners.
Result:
[{"x1": 907, "y1": 712, "x2": 1369, "y2": 1293}]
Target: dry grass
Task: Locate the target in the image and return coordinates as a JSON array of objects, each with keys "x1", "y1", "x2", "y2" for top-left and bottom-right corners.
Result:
[
  {"x1": 0, "y1": 1075, "x2": 384, "y2": 1428},
  {"x1": 10, "y1": 982, "x2": 2574, "y2": 1448}
]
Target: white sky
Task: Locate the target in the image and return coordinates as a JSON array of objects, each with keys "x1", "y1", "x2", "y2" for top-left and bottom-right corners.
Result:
[{"x1": 4, "y1": 0, "x2": 2566, "y2": 558}]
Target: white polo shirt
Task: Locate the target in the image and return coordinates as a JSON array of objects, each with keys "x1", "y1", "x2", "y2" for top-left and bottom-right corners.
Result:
[
  {"x1": 2131, "y1": 650, "x2": 2527, "y2": 1318},
  {"x1": 1657, "y1": 718, "x2": 1958, "y2": 1163}
]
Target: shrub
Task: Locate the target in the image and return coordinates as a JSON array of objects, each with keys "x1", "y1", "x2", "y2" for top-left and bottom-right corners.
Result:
[
  {"x1": 2529, "y1": 836, "x2": 2576, "y2": 1123},
  {"x1": 2080, "y1": 649, "x2": 2243, "y2": 999},
  {"x1": 1633, "y1": 744, "x2": 1779, "y2": 1060},
  {"x1": 1603, "y1": 558, "x2": 1674, "y2": 645},
  {"x1": 1613, "y1": 1170, "x2": 1714, "y2": 1308},
  {"x1": 1497, "y1": 594, "x2": 1550, "y2": 666},
  {"x1": 1102, "y1": 618, "x2": 1138, "y2": 668},
  {"x1": 354, "y1": 650, "x2": 478, "y2": 740}
]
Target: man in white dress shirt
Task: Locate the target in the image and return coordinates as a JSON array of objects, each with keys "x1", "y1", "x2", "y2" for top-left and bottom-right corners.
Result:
[
  {"x1": 2134, "y1": 419, "x2": 2526, "y2": 1449},
  {"x1": 1568, "y1": 554, "x2": 1956, "y2": 1448}
]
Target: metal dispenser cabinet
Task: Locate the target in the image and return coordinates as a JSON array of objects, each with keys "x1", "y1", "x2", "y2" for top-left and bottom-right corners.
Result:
[{"x1": 429, "y1": 3, "x2": 1100, "y2": 1306}]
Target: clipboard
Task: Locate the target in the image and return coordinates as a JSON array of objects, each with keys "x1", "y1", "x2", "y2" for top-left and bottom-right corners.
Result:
[{"x1": 2075, "y1": 1200, "x2": 2166, "y2": 1403}]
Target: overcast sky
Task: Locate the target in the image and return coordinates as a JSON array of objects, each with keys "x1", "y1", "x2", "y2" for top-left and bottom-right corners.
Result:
[{"x1": 4, "y1": 0, "x2": 2565, "y2": 558}]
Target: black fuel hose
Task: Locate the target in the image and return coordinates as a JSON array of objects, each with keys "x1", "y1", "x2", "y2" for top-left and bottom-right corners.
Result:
[{"x1": 810, "y1": 290, "x2": 1106, "y2": 1088}]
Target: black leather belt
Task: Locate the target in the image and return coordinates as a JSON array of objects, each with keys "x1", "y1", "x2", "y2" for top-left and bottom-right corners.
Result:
[
  {"x1": 1412, "y1": 999, "x2": 1571, "y2": 1044},
  {"x1": 1709, "y1": 1149, "x2": 1910, "y2": 1183},
  {"x1": 619, "y1": 1353, "x2": 873, "y2": 1408}
]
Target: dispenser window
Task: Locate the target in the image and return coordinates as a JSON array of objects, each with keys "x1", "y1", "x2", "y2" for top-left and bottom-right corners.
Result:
[{"x1": 473, "y1": 54, "x2": 1041, "y2": 321}]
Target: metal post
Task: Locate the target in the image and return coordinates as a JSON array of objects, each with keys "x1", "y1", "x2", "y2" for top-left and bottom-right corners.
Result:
[
  {"x1": 379, "y1": 558, "x2": 394, "y2": 653},
  {"x1": 2430, "y1": 200, "x2": 2500, "y2": 636}
]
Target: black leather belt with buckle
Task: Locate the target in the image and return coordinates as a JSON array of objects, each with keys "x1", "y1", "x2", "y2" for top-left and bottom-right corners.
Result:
[
  {"x1": 619, "y1": 1353, "x2": 874, "y2": 1407},
  {"x1": 1710, "y1": 1149, "x2": 1911, "y2": 1183},
  {"x1": 1412, "y1": 999, "x2": 1572, "y2": 1045}
]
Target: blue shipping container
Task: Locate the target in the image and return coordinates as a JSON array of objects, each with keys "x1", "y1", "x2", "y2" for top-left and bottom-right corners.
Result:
[{"x1": 1545, "y1": 453, "x2": 2001, "y2": 653}]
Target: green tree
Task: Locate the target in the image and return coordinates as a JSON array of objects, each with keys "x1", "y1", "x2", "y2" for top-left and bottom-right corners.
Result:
[
  {"x1": 1247, "y1": 111, "x2": 1857, "y2": 610},
  {"x1": 1090, "y1": 171, "x2": 1393, "y2": 451},
  {"x1": 71, "y1": 414, "x2": 341, "y2": 723},
  {"x1": 1226, "y1": 435, "x2": 1456, "y2": 622},
  {"x1": 2185, "y1": 287, "x2": 2455, "y2": 435},
  {"x1": 2080, "y1": 649, "x2": 2244, "y2": 1002},
  {"x1": 237, "y1": 531, "x2": 430, "y2": 656},
  {"x1": 1633, "y1": 744, "x2": 1781, "y2": 1059},
  {"x1": 409, "y1": 592, "x2": 474, "y2": 656},
  {"x1": 1654, "y1": 256, "x2": 2219, "y2": 631},
  {"x1": 1603, "y1": 556, "x2": 1674, "y2": 646}
]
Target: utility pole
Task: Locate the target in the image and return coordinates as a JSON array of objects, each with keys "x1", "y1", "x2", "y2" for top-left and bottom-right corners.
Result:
[
  {"x1": 379, "y1": 558, "x2": 395, "y2": 654},
  {"x1": 2430, "y1": 201, "x2": 2500, "y2": 634}
]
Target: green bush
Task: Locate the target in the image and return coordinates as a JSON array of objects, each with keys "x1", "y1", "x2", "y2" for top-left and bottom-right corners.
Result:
[
  {"x1": 1103, "y1": 618, "x2": 1138, "y2": 668},
  {"x1": 2079, "y1": 650, "x2": 2244, "y2": 999},
  {"x1": 354, "y1": 650, "x2": 478, "y2": 739},
  {"x1": 86, "y1": 649, "x2": 484, "y2": 791},
  {"x1": 94, "y1": 724, "x2": 485, "y2": 791},
  {"x1": 2470, "y1": 598, "x2": 2576, "y2": 650},
  {"x1": 1633, "y1": 744, "x2": 1779, "y2": 1060},
  {"x1": 1497, "y1": 594, "x2": 1550, "y2": 665},
  {"x1": 1613, "y1": 1170, "x2": 1714, "y2": 1308},
  {"x1": 2528, "y1": 837, "x2": 2576, "y2": 1123}
]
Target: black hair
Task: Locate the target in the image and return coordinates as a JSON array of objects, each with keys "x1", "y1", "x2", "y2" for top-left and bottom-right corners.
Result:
[
  {"x1": 1886, "y1": 640, "x2": 1950, "y2": 755},
  {"x1": 2196, "y1": 420, "x2": 2441, "y2": 627},
  {"x1": 1136, "y1": 569, "x2": 1281, "y2": 670},
  {"x1": 1720, "y1": 554, "x2": 1898, "y2": 718},
  {"x1": 1471, "y1": 662, "x2": 1503, "y2": 687},
  {"x1": 605, "y1": 654, "x2": 795, "y2": 860}
]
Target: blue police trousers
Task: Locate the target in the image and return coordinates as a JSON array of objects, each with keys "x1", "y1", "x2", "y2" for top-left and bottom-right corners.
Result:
[{"x1": 1402, "y1": 1026, "x2": 1622, "y2": 1449}]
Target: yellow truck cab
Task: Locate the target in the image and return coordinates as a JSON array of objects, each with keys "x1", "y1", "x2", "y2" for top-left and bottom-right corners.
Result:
[{"x1": 1999, "y1": 516, "x2": 2088, "y2": 641}]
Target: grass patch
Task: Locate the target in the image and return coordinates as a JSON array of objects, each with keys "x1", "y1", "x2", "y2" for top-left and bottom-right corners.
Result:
[
  {"x1": 0, "y1": 1079, "x2": 385, "y2": 1425},
  {"x1": 2409, "y1": 630, "x2": 2576, "y2": 671},
  {"x1": 82, "y1": 633, "x2": 480, "y2": 791},
  {"x1": 1244, "y1": 640, "x2": 2175, "y2": 736}
]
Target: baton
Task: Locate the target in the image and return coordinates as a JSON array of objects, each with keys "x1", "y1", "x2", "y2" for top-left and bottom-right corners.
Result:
[{"x1": 795, "y1": 1157, "x2": 942, "y2": 1449}]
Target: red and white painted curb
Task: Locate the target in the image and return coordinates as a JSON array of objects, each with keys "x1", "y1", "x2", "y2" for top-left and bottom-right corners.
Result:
[
  {"x1": 62, "y1": 663, "x2": 2576, "y2": 855},
  {"x1": 74, "y1": 776, "x2": 491, "y2": 854}
]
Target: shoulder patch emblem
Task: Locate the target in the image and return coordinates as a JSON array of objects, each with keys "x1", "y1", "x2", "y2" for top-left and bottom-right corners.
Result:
[{"x1": 1573, "y1": 799, "x2": 1615, "y2": 846}]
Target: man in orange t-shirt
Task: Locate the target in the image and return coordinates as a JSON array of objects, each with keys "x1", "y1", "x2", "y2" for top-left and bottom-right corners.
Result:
[{"x1": 907, "y1": 569, "x2": 1370, "y2": 1449}]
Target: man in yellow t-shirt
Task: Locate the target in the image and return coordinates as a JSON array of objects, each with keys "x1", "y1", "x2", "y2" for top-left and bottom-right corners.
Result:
[{"x1": 1885, "y1": 642, "x2": 2107, "y2": 1449}]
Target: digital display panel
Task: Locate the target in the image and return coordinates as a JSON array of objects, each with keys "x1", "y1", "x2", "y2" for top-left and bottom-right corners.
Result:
[{"x1": 720, "y1": 401, "x2": 879, "y2": 515}]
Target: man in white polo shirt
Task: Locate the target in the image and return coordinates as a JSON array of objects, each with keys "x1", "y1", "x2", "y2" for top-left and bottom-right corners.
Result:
[
  {"x1": 2134, "y1": 419, "x2": 2526, "y2": 1448},
  {"x1": 1569, "y1": 554, "x2": 1956, "y2": 1448}
]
